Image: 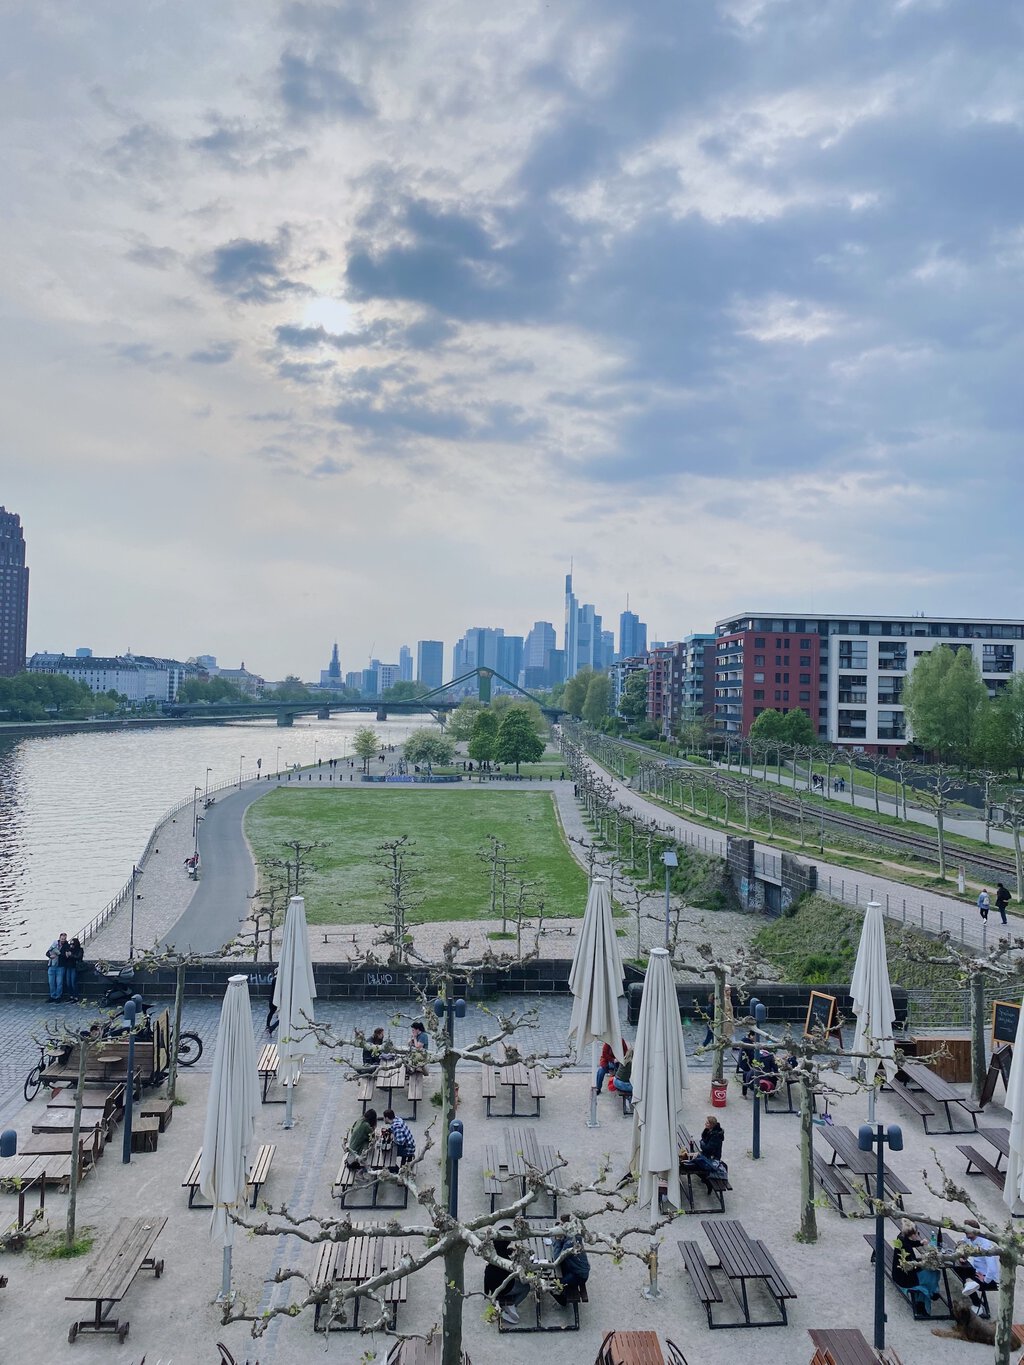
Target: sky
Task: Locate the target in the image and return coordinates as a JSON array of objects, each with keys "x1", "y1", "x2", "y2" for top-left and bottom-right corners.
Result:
[{"x1": 3, "y1": 0, "x2": 1023, "y2": 681}]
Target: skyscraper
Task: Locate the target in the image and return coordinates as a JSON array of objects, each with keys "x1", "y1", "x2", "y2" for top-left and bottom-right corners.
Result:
[
  {"x1": 619, "y1": 609, "x2": 648, "y2": 661},
  {"x1": 563, "y1": 571, "x2": 579, "y2": 679},
  {"x1": 399, "y1": 644, "x2": 413, "y2": 682},
  {"x1": 417, "y1": 640, "x2": 444, "y2": 690},
  {"x1": 0, "y1": 507, "x2": 29, "y2": 677},
  {"x1": 320, "y1": 641, "x2": 342, "y2": 688}
]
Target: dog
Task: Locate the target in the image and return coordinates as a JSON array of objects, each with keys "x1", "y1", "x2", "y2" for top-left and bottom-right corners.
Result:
[{"x1": 931, "y1": 1295, "x2": 1023, "y2": 1349}]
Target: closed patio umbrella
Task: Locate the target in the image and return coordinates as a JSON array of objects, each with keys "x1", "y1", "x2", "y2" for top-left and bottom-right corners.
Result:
[
  {"x1": 850, "y1": 901, "x2": 897, "y2": 1119},
  {"x1": 200, "y1": 974, "x2": 260, "y2": 1300},
  {"x1": 629, "y1": 947, "x2": 688, "y2": 1223},
  {"x1": 273, "y1": 895, "x2": 318, "y2": 1129},
  {"x1": 568, "y1": 877, "x2": 625, "y2": 1127},
  {"x1": 1002, "y1": 997, "x2": 1024, "y2": 1214}
]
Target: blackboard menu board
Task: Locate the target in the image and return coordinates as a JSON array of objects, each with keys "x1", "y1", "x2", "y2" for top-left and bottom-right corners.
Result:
[
  {"x1": 992, "y1": 1000, "x2": 1021, "y2": 1047},
  {"x1": 804, "y1": 991, "x2": 837, "y2": 1038}
]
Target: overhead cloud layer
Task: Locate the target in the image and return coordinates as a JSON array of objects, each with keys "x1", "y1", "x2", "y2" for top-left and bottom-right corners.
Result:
[{"x1": 2, "y1": 0, "x2": 1022, "y2": 676}]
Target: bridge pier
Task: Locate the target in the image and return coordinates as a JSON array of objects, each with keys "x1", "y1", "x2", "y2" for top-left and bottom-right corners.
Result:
[
  {"x1": 276, "y1": 712, "x2": 294, "y2": 727},
  {"x1": 317, "y1": 707, "x2": 330, "y2": 720},
  {"x1": 376, "y1": 707, "x2": 388, "y2": 722}
]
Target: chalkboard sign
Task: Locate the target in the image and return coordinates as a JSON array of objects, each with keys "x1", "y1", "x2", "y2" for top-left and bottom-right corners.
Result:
[
  {"x1": 980, "y1": 1044, "x2": 1014, "y2": 1108},
  {"x1": 992, "y1": 1000, "x2": 1021, "y2": 1047},
  {"x1": 804, "y1": 991, "x2": 837, "y2": 1038}
]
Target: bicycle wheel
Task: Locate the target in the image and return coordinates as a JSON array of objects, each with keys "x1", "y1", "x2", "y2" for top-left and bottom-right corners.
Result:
[
  {"x1": 23, "y1": 1063, "x2": 43, "y2": 1103},
  {"x1": 177, "y1": 1032, "x2": 203, "y2": 1066}
]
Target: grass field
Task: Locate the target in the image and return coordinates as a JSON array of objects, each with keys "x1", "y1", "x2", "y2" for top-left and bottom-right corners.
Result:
[{"x1": 245, "y1": 787, "x2": 588, "y2": 926}]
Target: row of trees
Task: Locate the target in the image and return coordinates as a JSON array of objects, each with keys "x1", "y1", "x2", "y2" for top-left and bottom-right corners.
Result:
[
  {"x1": 0, "y1": 672, "x2": 124, "y2": 721},
  {"x1": 904, "y1": 645, "x2": 1024, "y2": 773}
]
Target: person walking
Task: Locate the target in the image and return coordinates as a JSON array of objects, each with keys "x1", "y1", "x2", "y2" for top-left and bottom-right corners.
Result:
[
  {"x1": 978, "y1": 888, "x2": 991, "y2": 922},
  {"x1": 996, "y1": 883, "x2": 1011, "y2": 927},
  {"x1": 45, "y1": 932, "x2": 68, "y2": 1001}
]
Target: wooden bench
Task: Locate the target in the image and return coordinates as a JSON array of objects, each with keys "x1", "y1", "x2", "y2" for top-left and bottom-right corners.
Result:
[
  {"x1": 406, "y1": 1071, "x2": 424, "y2": 1119},
  {"x1": 139, "y1": 1098, "x2": 173, "y2": 1132},
  {"x1": 258, "y1": 1044, "x2": 282, "y2": 1104},
  {"x1": 357, "y1": 1075, "x2": 376, "y2": 1109},
  {"x1": 753, "y1": 1238, "x2": 797, "y2": 1311},
  {"x1": 0, "y1": 1153, "x2": 79, "y2": 1190},
  {"x1": 130, "y1": 1118, "x2": 160, "y2": 1154},
  {"x1": 812, "y1": 1150, "x2": 861, "y2": 1217},
  {"x1": 595, "y1": 1331, "x2": 670, "y2": 1365},
  {"x1": 481, "y1": 1068, "x2": 498, "y2": 1115},
  {"x1": 528, "y1": 1068, "x2": 546, "y2": 1109},
  {"x1": 386, "y1": 1338, "x2": 470, "y2": 1365},
  {"x1": 22, "y1": 1126, "x2": 103, "y2": 1167},
  {"x1": 809, "y1": 1326, "x2": 902, "y2": 1363},
  {"x1": 311, "y1": 1242, "x2": 343, "y2": 1331},
  {"x1": 65, "y1": 1215, "x2": 166, "y2": 1343},
  {"x1": 888, "y1": 1078, "x2": 935, "y2": 1126},
  {"x1": 333, "y1": 1230, "x2": 409, "y2": 1331},
  {"x1": 332, "y1": 1147, "x2": 409, "y2": 1211},
  {"x1": 182, "y1": 1144, "x2": 276, "y2": 1209},
  {"x1": 482, "y1": 1144, "x2": 508, "y2": 1212},
  {"x1": 678, "y1": 1240, "x2": 724, "y2": 1328},
  {"x1": 959, "y1": 1144, "x2": 1006, "y2": 1192}
]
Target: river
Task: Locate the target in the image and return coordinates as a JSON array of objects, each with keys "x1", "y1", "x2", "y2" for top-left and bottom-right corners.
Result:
[{"x1": 0, "y1": 715, "x2": 432, "y2": 956}]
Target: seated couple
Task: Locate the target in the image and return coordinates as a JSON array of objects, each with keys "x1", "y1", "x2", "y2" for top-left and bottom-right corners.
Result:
[
  {"x1": 484, "y1": 1216, "x2": 591, "y2": 1326},
  {"x1": 595, "y1": 1041, "x2": 632, "y2": 1097}
]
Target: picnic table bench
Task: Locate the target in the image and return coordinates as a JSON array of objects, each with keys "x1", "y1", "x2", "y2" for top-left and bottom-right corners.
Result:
[
  {"x1": 333, "y1": 1137, "x2": 409, "y2": 1210},
  {"x1": 676, "y1": 1122, "x2": 731, "y2": 1212},
  {"x1": 182, "y1": 1144, "x2": 276, "y2": 1209},
  {"x1": 481, "y1": 1132, "x2": 565, "y2": 1216},
  {"x1": 65, "y1": 1215, "x2": 166, "y2": 1344},
  {"x1": 0, "y1": 1153, "x2": 78, "y2": 1190},
  {"x1": 311, "y1": 1226, "x2": 409, "y2": 1330},
  {"x1": 977, "y1": 1126, "x2": 1009, "y2": 1168},
  {"x1": 595, "y1": 1331, "x2": 687, "y2": 1365},
  {"x1": 811, "y1": 1149, "x2": 861, "y2": 1216},
  {"x1": 679, "y1": 1220, "x2": 796, "y2": 1329},
  {"x1": 358, "y1": 1063, "x2": 424, "y2": 1118},
  {"x1": 809, "y1": 1326, "x2": 902, "y2": 1363},
  {"x1": 385, "y1": 1338, "x2": 470, "y2": 1365},
  {"x1": 892, "y1": 1063, "x2": 982, "y2": 1135},
  {"x1": 21, "y1": 1126, "x2": 104, "y2": 1169},
  {"x1": 820, "y1": 1125, "x2": 909, "y2": 1208},
  {"x1": 482, "y1": 1058, "x2": 545, "y2": 1118},
  {"x1": 258, "y1": 1043, "x2": 282, "y2": 1104},
  {"x1": 495, "y1": 1235, "x2": 589, "y2": 1333},
  {"x1": 763, "y1": 1072, "x2": 818, "y2": 1116},
  {"x1": 863, "y1": 1233, "x2": 956, "y2": 1320},
  {"x1": 46, "y1": 1084, "x2": 125, "y2": 1127},
  {"x1": 958, "y1": 1143, "x2": 1006, "y2": 1191}
]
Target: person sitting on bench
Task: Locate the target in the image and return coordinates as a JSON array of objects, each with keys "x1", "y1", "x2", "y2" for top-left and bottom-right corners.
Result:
[
  {"x1": 346, "y1": 1108, "x2": 377, "y2": 1171},
  {"x1": 360, "y1": 1027, "x2": 393, "y2": 1074},
  {"x1": 735, "y1": 1030, "x2": 758, "y2": 1090},
  {"x1": 545, "y1": 1215, "x2": 590, "y2": 1307},
  {"x1": 381, "y1": 1108, "x2": 416, "y2": 1171},
  {"x1": 681, "y1": 1115, "x2": 726, "y2": 1190},
  {"x1": 954, "y1": 1218, "x2": 998, "y2": 1314},
  {"x1": 595, "y1": 1040, "x2": 624, "y2": 1094},
  {"x1": 608, "y1": 1047, "x2": 633, "y2": 1098},
  {"x1": 485, "y1": 1225, "x2": 532, "y2": 1326},
  {"x1": 894, "y1": 1220, "x2": 941, "y2": 1318}
]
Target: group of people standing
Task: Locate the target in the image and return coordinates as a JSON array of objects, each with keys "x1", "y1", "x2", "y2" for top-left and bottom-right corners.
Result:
[{"x1": 44, "y1": 931, "x2": 84, "y2": 1001}]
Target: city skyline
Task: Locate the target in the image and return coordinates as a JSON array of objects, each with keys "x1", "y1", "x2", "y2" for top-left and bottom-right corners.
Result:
[{"x1": 5, "y1": 4, "x2": 1022, "y2": 678}]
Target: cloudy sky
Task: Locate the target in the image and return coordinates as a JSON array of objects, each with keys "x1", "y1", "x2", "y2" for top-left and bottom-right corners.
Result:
[{"x1": 3, "y1": 0, "x2": 1022, "y2": 680}]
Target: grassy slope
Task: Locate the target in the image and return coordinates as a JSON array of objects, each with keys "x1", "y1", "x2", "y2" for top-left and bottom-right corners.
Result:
[{"x1": 245, "y1": 787, "x2": 588, "y2": 926}]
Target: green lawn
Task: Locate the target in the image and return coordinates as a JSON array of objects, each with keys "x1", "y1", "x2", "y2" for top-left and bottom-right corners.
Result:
[{"x1": 245, "y1": 788, "x2": 588, "y2": 926}]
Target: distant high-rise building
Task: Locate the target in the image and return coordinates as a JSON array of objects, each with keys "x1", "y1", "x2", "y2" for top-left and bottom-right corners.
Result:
[
  {"x1": 0, "y1": 507, "x2": 29, "y2": 677},
  {"x1": 522, "y1": 621, "x2": 558, "y2": 689},
  {"x1": 75, "y1": 647, "x2": 93, "y2": 659},
  {"x1": 196, "y1": 654, "x2": 217, "y2": 672},
  {"x1": 376, "y1": 662, "x2": 400, "y2": 693},
  {"x1": 345, "y1": 670, "x2": 363, "y2": 693},
  {"x1": 563, "y1": 568, "x2": 605, "y2": 677},
  {"x1": 399, "y1": 644, "x2": 413, "y2": 682},
  {"x1": 417, "y1": 640, "x2": 444, "y2": 690},
  {"x1": 320, "y1": 641, "x2": 342, "y2": 689},
  {"x1": 497, "y1": 635, "x2": 524, "y2": 685},
  {"x1": 563, "y1": 572, "x2": 578, "y2": 679},
  {"x1": 619, "y1": 609, "x2": 647, "y2": 661}
]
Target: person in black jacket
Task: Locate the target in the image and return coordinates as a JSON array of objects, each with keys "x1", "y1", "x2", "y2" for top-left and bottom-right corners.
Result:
[
  {"x1": 893, "y1": 1220, "x2": 941, "y2": 1318},
  {"x1": 996, "y1": 883, "x2": 1011, "y2": 927},
  {"x1": 681, "y1": 1115, "x2": 726, "y2": 1188},
  {"x1": 62, "y1": 938, "x2": 85, "y2": 1001}
]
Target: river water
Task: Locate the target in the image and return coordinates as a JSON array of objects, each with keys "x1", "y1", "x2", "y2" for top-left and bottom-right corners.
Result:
[{"x1": 0, "y1": 715, "x2": 431, "y2": 956}]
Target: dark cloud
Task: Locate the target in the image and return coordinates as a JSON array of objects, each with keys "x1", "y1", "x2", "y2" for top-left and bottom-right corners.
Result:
[
  {"x1": 276, "y1": 358, "x2": 336, "y2": 384},
  {"x1": 274, "y1": 322, "x2": 388, "y2": 350},
  {"x1": 247, "y1": 410, "x2": 294, "y2": 423},
  {"x1": 202, "y1": 233, "x2": 308, "y2": 304},
  {"x1": 124, "y1": 241, "x2": 180, "y2": 271},
  {"x1": 278, "y1": 51, "x2": 372, "y2": 121},
  {"x1": 109, "y1": 341, "x2": 174, "y2": 369},
  {"x1": 189, "y1": 119, "x2": 307, "y2": 173},
  {"x1": 102, "y1": 121, "x2": 178, "y2": 178},
  {"x1": 188, "y1": 341, "x2": 237, "y2": 365},
  {"x1": 332, "y1": 395, "x2": 472, "y2": 440}
]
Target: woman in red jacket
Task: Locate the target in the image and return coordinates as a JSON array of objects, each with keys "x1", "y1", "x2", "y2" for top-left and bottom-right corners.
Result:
[{"x1": 596, "y1": 1039, "x2": 626, "y2": 1094}]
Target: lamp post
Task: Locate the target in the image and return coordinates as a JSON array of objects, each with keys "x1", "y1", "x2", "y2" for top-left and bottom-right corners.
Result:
[
  {"x1": 747, "y1": 998, "x2": 768, "y2": 1159},
  {"x1": 204, "y1": 767, "x2": 213, "y2": 804},
  {"x1": 447, "y1": 1118, "x2": 464, "y2": 1217},
  {"x1": 192, "y1": 786, "x2": 202, "y2": 858},
  {"x1": 128, "y1": 864, "x2": 138, "y2": 961},
  {"x1": 661, "y1": 848, "x2": 678, "y2": 947},
  {"x1": 121, "y1": 997, "x2": 143, "y2": 1164},
  {"x1": 858, "y1": 1121, "x2": 904, "y2": 1350},
  {"x1": 313, "y1": 739, "x2": 319, "y2": 767},
  {"x1": 238, "y1": 755, "x2": 245, "y2": 789},
  {"x1": 276, "y1": 746, "x2": 281, "y2": 777}
]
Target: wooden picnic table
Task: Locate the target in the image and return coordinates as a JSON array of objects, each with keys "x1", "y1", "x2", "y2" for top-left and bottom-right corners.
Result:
[
  {"x1": 495, "y1": 1235, "x2": 589, "y2": 1333},
  {"x1": 490, "y1": 1128, "x2": 564, "y2": 1217},
  {"x1": 334, "y1": 1136, "x2": 409, "y2": 1210},
  {"x1": 21, "y1": 1126, "x2": 103, "y2": 1162},
  {"x1": 698, "y1": 1219, "x2": 796, "y2": 1328},
  {"x1": 65, "y1": 1215, "x2": 166, "y2": 1343},
  {"x1": 0, "y1": 1153, "x2": 76, "y2": 1189},
  {"x1": 808, "y1": 1326, "x2": 886, "y2": 1363},
  {"x1": 676, "y1": 1122, "x2": 730, "y2": 1212},
  {"x1": 978, "y1": 1126, "x2": 1009, "y2": 1168},
  {"x1": 899, "y1": 1062, "x2": 981, "y2": 1135},
  {"x1": 498, "y1": 1062, "x2": 543, "y2": 1117},
  {"x1": 374, "y1": 1063, "x2": 407, "y2": 1110},
  {"x1": 820, "y1": 1125, "x2": 909, "y2": 1206},
  {"x1": 331, "y1": 1227, "x2": 409, "y2": 1330},
  {"x1": 31, "y1": 1110, "x2": 116, "y2": 1140}
]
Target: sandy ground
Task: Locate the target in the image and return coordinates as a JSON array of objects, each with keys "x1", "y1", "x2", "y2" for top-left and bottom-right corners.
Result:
[{"x1": 0, "y1": 1056, "x2": 1014, "y2": 1365}]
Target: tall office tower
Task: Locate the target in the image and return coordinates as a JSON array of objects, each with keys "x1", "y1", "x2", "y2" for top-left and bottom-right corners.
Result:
[
  {"x1": 376, "y1": 662, "x2": 400, "y2": 693},
  {"x1": 497, "y1": 635, "x2": 523, "y2": 685},
  {"x1": 417, "y1": 640, "x2": 444, "y2": 690},
  {"x1": 619, "y1": 609, "x2": 648, "y2": 661},
  {"x1": 600, "y1": 629, "x2": 615, "y2": 670},
  {"x1": 320, "y1": 641, "x2": 342, "y2": 688},
  {"x1": 563, "y1": 571, "x2": 579, "y2": 679},
  {"x1": 0, "y1": 508, "x2": 29, "y2": 677},
  {"x1": 399, "y1": 644, "x2": 413, "y2": 682},
  {"x1": 575, "y1": 603, "x2": 603, "y2": 672},
  {"x1": 522, "y1": 621, "x2": 557, "y2": 688},
  {"x1": 452, "y1": 626, "x2": 504, "y2": 677}
]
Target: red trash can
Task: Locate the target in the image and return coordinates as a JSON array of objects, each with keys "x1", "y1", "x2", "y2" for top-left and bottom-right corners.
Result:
[{"x1": 710, "y1": 1082, "x2": 728, "y2": 1108}]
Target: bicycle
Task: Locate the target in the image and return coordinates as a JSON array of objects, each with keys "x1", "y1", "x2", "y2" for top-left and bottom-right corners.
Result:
[{"x1": 23, "y1": 1038, "x2": 65, "y2": 1102}]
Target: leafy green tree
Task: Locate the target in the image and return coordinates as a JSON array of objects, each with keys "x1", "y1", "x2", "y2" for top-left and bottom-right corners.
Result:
[
  {"x1": 352, "y1": 726, "x2": 381, "y2": 773},
  {"x1": 617, "y1": 669, "x2": 649, "y2": 723},
  {"x1": 273, "y1": 675, "x2": 313, "y2": 702},
  {"x1": 582, "y1": 672, "x2": 612, "y2": 726},
  {"x1": 446, "y1": 698, "x2": 486, "y2": 741},
  {"x1": 781, "y1": 708, "x2": 816, "y2": 745},
  {"x1": 403, "y1": 728, "x2": 455, "y2": 767},
  {"x1": 177, "y1": 677, "x2": 246, "y2": 703},
  {"x1": 494, "y1": 705, "x2": 545, "y2": 772},
  {"x1": 383, "y1": 680, "x2": 430, "y2": 701},
  {"x1": 748, "y1": 708, "x2": 787, "y2": 742},
  {"x1": 467, "y1": 710, "x2": 498, "y2": 766},
  {"x1": 491, "y1": 693, "x2": 547, "y2": 733},
  {"x1": 981, "y1": 673, "x2": 1024, "y2": 779},
  {"x1": 903, "y1": 644, "x2": 988, "y2": 764},
  {"x1": 561, "y1": 667, "x2": 594, "y2": 718}
]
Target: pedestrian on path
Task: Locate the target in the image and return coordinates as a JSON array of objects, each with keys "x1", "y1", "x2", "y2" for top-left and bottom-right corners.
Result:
[
  {"x1": 996, "y1": 882, "x2": 1011, "y2": 926},
  {"x1": 977, "y1": 888, "x2": 990, "y2": 922}
]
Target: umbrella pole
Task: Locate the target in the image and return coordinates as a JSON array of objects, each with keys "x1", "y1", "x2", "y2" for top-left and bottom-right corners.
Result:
[
  {"x1": 867, "y1": 1081, "x2": 876, "y2": 1124},
  {"x1": 218, "y1": 1245, "x2": 232, "y2": 1302},
  {"x1": 588, "y1": 1041, "x2": 599, "y2": 1128},
  {"x1": 642, "y1": 1239, "x2": 661, "y2": 1299},
  {"x1": 284, "y1": 1080, "x2": 294, "y2": 1129}
]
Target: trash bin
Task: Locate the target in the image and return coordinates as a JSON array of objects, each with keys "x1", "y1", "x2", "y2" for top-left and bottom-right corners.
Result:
[{"x1": 710, "y1": 1082, "x2": 728, "y2": 1108}]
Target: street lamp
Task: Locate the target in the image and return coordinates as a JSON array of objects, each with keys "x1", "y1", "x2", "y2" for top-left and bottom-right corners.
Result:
[
  {"x1": 313, "y1": 739, "x2": 319, "y2": 767},
  {"x1": 128, "y1": 864, "x2": 139, "y2": 961},
  {"x1": 120, "y1": 996, "x2": 144, "y2": 1163},
  {"x1": 447, "y1": 1118, "x2": 464, "y2": 1217},
  {"x1": 746, "y1": 999, "x2": 768, "y2": 1159},
  {"x1": 661, "y1": 849, "x2": 678, "y2": 947},
  {"x1": 204, "y1": 767, "x2": 213, "y2": 804},
  {"x1": 858, "y1": 1121, "x2": 904, "y2": 1350},
  {"x1": 238, "y1": 755, "x2": 245, "y2": 789},
  {"x1": 276, "y1": 745, "x2": 282, "y2": 777},
  {"x1": 192, "y1": 787, "x2": 202, "y2": 859},
  {"x1": 432, "y1": 993, "x2": 466, "y2": 1046}
]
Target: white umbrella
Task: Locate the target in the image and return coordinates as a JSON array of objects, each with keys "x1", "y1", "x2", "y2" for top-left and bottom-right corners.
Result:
[
  {"x1": 273, "y1": 894, "x2": 318, "y2": 1129},
  {"x1": 200, "y1": 974, "x2": 261, "y2": 1300},
  {"x1": 568, "y1": 878, "x2": 625, "y2": 1127},
  {"x1": 629, "y1": 947, "x2": 689, "y2": 1224},
  {"x1": 1002, "y1": 997, "x2": 1024, "y2": 1214},
  {"x1": 850, "y1": 901, "x2": 897, "y2": 1119}
]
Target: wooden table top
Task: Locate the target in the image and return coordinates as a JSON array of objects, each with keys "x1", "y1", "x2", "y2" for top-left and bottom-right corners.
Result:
[
  {"x1": 902, "y1": 1061, "x2": 965, "y2": 1102},
  {"x1": 979, "y1": 1126, "x2": 1010, "y2": 1157},
  {"x1": 66, "y1": 1217, "x2": 166, "y2": 1304},
  {"x1": 701, "y1": 1219, "x2": 764, "y2": 1280}
]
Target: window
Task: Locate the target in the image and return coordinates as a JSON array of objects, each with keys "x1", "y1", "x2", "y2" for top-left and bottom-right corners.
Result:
[
  {"x1": 783, "y1": 673, "x2": 790, "y2": 683},
  {"x1": 799, "y1": 691, "x2": 810, "y2": 703},
  {"x1": 775, "y1": 655, "x2": 783, "y2": 665},
  {"x1": 800, "y1": 639, "x2": 811, "y2": 649},
  {"x1": 775, "y1": 638, "x2": 783, "y2": 648},
  {"x1": 754, "y1": 637, "x2": 765, "y2": 647},
  {"x1": 800, "y1": 674, "x2": 811, "y2": 684},
  {"x1": 782, "y1": 691, "x2": 789, "y2": 702},
  {"x1": 775, "y1": 672, "x2": 782, "y2": 683},
  {"x1": 800, "y1": 655, "x2": 810, "y2": 667},
  {"x1": 753, "y1": 672, "x2": 764, "y2": 683},
  {"x1": 753, "y1": 689, "x2": 764, "y2": 700},
  {"x1": 838, "y1": 641, "x2": 868, "y2": 669},
  {"x1": 774, "y1": 691, "x2": 781, "y2": 701},
  {"x1": 754, "y1": 655, "x2": 765, "y2": 666}
]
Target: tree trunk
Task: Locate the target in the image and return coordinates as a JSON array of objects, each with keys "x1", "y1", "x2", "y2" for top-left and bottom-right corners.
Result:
[
  {"x1": 440, "y1": 1047, "x2": 458, "y2": 1216},
  {"x1": 970, "y1": 971, "x2": 987, "y2": 1103},
  {"x1": 798, "y1": 1076, "x2": 817, "y2": 1243},
  {"x1": 848, "y1": 758, "x2": 856, "y2": 806},
  {"x1": 66, "y1": 1042, "x2": 88, "y2": 1248},
  {"x1": 873, "y1": 769, "x2": 880, "y2": 815},
  {"x1": 712, "y1": 974, "x2": 727, "y2": 1085},
  {"x1": 995, "y1": 1255, "x2": 1018, "y2": 1365},
  {"x1": 1015, "y1": 823, "x2": 1024, "y2": 903},
  {"x1": 167, "y1": 962, "x2": 185, "y2": 1103},
  {"x1": 936, "y1": 802, "x2": 946, "y2": 879},
  {"x1": 442, "y1": 1240, "x2": 467, "y2": 1365}
]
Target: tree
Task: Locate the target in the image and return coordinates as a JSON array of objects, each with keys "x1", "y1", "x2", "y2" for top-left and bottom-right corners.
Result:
[
  {"x1": 582, "y1": 672, "x2": 612, "y2": 727},
  {"x1": 352, "y1": 726, "x2": 380, "y2": 773},
  {"x1": 982, "y1": 673, "x2": 1024, "y2": 779},
  {"x1": 176, "y1": 676, "x2": 246, "y2": 704},
  {"x1": 375, "y1": 836, "x2": 423, "y2": 963},
  {"x1": 618, "y1": 670, "x2": 649, "y2": 724},
  {"x1": 446, "y1": 698, "x2": 486, "y2": 742},
  {"x1": 903, "y1": 644, "x2": 988, "y2": 764},
  {"x1": 467, "y1": 710, "x2": 498, "y2": 766},
  {"x1": 494, "y1": 705, "x2": 545, "y2": 772},
  {"x1": 560, "y1": 668, "x2": 594, "y2": 718},
  {"x1": 781, "y1": 708, "x2": 816, "y2": 746},
  {"x1": 273, "y1": 675, "x2": 313, "y2": 702},
  {"x1": 383, "y1": 679, "x2": 430, "y2": 701},
  {"x1": 403, "y1": 728, "x2": 455, "y2": 767},
  {"x1": 748, "y1": 708, "x2": 787, "y2": 743}
]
